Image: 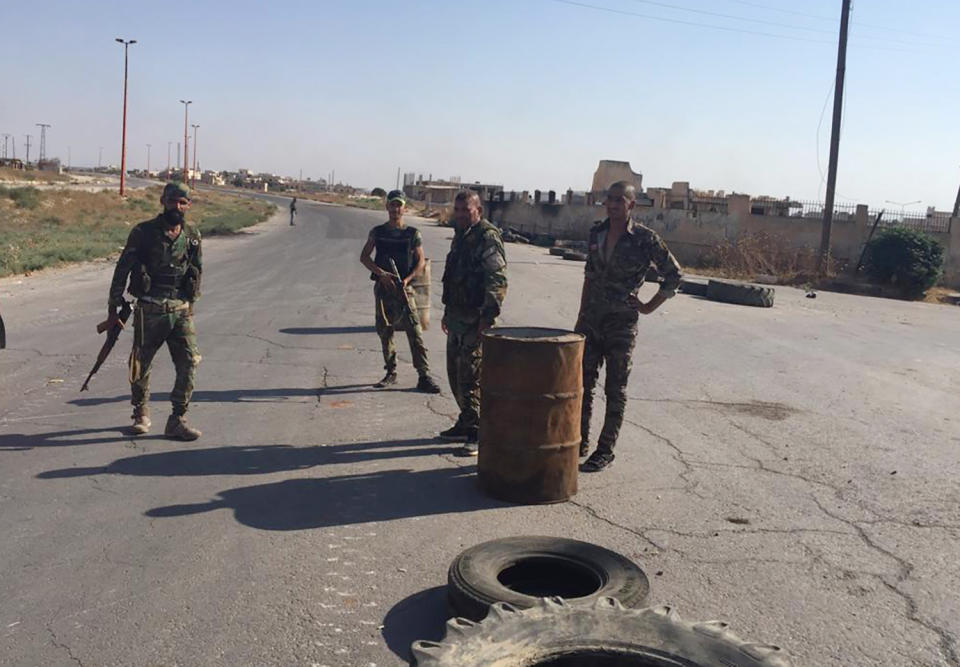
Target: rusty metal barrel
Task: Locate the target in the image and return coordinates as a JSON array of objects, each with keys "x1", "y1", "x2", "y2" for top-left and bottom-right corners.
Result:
[
  {"x1": 478, "y1": 327, "x2": 585, "y2": 504},
  {"x1": 396, "y1": 258, "x2": 431, "y2": 332}
]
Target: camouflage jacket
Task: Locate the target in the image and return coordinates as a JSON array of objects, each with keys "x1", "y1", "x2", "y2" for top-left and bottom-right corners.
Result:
[
  {"x1": 441, "y1": 219, "x2": 507, "y2": 330},
  {"x1": 109, "y1": 216, "x2": 202, "y2": 306},
  {"x1": 582, "y1": 218, "x2": 681, "y2": 315}
]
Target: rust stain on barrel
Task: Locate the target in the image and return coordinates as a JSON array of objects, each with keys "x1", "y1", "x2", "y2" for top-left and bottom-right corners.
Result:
[{"x1": 478, "y1": 327, "x2": 584, "y2": 504}]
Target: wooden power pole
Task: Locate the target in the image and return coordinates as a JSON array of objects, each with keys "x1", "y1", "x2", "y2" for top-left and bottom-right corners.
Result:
[{"x1": 817, "y1": 0, "x2": 852, "y2": 275}]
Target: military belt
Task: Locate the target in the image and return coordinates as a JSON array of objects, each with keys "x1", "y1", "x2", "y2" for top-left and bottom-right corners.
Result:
[{"x1": 137, "y1": 299, "x2": 190, "y2": 314}]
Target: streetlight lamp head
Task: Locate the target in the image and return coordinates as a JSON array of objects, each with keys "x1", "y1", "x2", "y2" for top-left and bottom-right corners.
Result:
[
  {"x1": 115, "y1": 38, "x2": 123, "y2": 42},
  {"x1": 130, "y1": 40, "x2": 137, "y2": 44}
]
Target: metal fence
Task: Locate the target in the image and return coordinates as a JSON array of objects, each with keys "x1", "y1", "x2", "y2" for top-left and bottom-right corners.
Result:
[
  {"x1": 867, "y1": 209, "x2": 951, "y2": 234},
  {"x1": 788, "y1": 200, "x2": 859, "y2": 220}
]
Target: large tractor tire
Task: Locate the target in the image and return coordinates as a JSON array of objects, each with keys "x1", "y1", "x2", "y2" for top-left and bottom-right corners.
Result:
[
  {"x1": 706, "y1": 279, "x2": 774, "y2": 307},
  {"x1": 563, "y1": 250, "x2": 588, "y2": 262},
  {"x1": 447, "y1": 536, "x2": 649, "y2": 623},
  {"x1": 412, "y1": 597, "x2": 792, "y2": 666},
  {"x1": 678, "y1": 278, "x2": 708, "y2": 297}
]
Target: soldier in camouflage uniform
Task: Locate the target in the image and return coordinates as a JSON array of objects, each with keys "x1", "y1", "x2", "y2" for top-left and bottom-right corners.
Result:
[
  {"x1": 439, "y1": 190, "x2": 508, "y2": 456},
  {"x1": 359, "y1": 190, "x2": 441, "y2": 393},
  {"x1": 576, "y1": 181, "x2": 682, "y2": 472},
  {"x1": 108, "y1": 182, "x2": 203, "y2": 441}
]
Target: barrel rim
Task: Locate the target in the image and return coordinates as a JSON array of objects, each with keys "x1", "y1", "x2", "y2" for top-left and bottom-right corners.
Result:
[{"x1": 482, "y1": 326, "x2": 584, "y2": 343}]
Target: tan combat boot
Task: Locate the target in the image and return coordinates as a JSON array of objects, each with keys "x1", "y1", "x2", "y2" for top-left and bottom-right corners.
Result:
[
  {"x1": 164, "y1": 414, "x2": 201, "y2": 441},
  {"x1": 130, "y1": 406, "x2": 151, "y2": 435}
]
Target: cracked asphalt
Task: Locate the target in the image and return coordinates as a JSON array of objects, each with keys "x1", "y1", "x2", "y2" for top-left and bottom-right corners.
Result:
[{"x1": 1, "y1": 194, "x2": 958, "y2": 666}]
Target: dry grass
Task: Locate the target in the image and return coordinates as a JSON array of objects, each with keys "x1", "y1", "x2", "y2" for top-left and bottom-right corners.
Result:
[
  {"x1": 694, "y1": 232, "x2": 842, "y2": 283},
  {"x1": 0, "y1": 185, "x2": 274, "y2": 277},
  {"x1": 0, "y1": 166, "x2": 72, "y2": 183}
]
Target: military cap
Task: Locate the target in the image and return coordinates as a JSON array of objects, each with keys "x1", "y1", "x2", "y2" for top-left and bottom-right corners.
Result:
[
  {"x1": 386, "y1": 189, "x2": 406, "y2": 204},
  {"x1": 162, "y1": 182, "x2": 191, "y2": 200}
]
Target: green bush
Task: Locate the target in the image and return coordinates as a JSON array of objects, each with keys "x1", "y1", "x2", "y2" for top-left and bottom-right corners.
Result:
[
  {"x1": 6, "y1": 187, "x2": 42, "y2": 209},
  {"x1": 863, "y1": 227, "x2": 944, "y2": 298},
  {"x1": 370, "y1": 187, "x2": 387, "y2": 197}
]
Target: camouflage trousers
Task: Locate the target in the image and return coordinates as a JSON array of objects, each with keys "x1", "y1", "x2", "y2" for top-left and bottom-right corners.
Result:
[
  {"x1": 576, "y1": 309, "x2": 639, "y2": 454},
  {"x1": 375, "y1": 284, "x2": 429, "y2": 375},
  {"x1": 445, "y1": 324, "x2": 482, "y2": 429},
  {"x1": 129, "y1": 302, "x2": 200, "y2": 417}
]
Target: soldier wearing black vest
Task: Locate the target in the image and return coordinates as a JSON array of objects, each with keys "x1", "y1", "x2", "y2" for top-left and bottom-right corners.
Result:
[
  {"x1": 360, "y1": 190, "x2": 441, "y2": 393},
  {"x1": 108, "y1": 182, "x2": 203, "y2": 440}
]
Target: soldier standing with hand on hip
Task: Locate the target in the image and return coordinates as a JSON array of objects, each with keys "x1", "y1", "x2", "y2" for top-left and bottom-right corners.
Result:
[
  {"x1": 360, "y1": 190, "x2": 441, "y2": 393},
  {"x1": 439, "y1": 190, "x2": 507, "y2": 456},
  {"x1": 576, "y1": 181, "x2": 682, "y2": 472},
  {"x1": 108, "y1": 182, "x2": 203, "y2": 440}
]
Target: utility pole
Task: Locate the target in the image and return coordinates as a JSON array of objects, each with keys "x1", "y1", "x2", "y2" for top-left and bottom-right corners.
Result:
[
  {"x1": 396, "y1": 167, "x2": 400, "y2": 189},
  {"x1": 116, "y1": 38, "x2": 136, "y2": 196},
  {"x1": 36, "y1": 124, "x2": 50, "y2": 166},
  {"x1": 1, "y1": 134, "x2": 8, "y2": 159},
  {"x1": 24, "y1": 135, "x2": 32, "y2": 164},
  {"x1": 953, "y1": 168, "x2": 960, "y2": 218},
  {"x1": 190, "y1": 124, "x2": 199, "y2": 188},
  {"x1": 179, "y1": 99, "x2": 192, "y2": 183},
  {"x1": 167, "y1": 141, "x2": 172, "y2": 174},
  {"x1": 98, "y1": 146, "x2": 103, "y2": 169},
  {"x1": 67, "y1": 146, "x2": 71, "y2": 170},
  {"x1": 176, "y1": 142, "x2": 180, "y2": 171},
  {"x1": 817, "y1": 0, "x2": 852, "y2": 275},
  {"x1": 146, "y1": 143, "x2": 151, "y2": 174}
]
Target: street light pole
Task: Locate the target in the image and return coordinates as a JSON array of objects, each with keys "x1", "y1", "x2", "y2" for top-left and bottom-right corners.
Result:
[
  {"x1": 116, "y1": 38, "x2": 137, "y2": 196},
  {"x1": 179, "y1": 99, "x2": 192, "y2": 183},
  {"x1": 167, "y1": 141, "x2": 172, "y2": 175},
  {"x1": 146, "y1": 143, "x2": 151, "y2": 174},
  {"x1": 885, "y1": 199, "x2": 921, "y2": 219},
  {"x1": 191, "y1": 124, "x2": 199, "y2": 189}
]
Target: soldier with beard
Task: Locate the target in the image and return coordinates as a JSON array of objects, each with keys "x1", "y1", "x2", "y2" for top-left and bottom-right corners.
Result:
[{"x1": 108, "y1": 182, "x2": 203, "y2": 440}]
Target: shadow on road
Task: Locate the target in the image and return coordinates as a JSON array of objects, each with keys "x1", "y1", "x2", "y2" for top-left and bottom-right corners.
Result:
[
  {"x1": 279, "y1": 326, "x2": 376, "y2": 335},
  {"x1": 38, "y1": 439, "x2": 458, "y2": 478},
  {"x1": 69, "y1": 382, "x2": 418, "y2": 407},
  {"x1": 0, "y1": 426, "x2": 158, "y2": 450},
  {"x1": 382, "y1": 586, "x2": 450, "y2": 663},
  {"x1": 142, "y1": 465, "x2": 499, "y2": 531}
]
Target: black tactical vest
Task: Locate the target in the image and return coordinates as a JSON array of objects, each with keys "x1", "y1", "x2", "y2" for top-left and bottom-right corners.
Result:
[
  {"x1": 129, "y1": 218, "x2": 201, "y2": 301},
  {"x1": 372, "y1": 224, "x2": 418, "y2": 279}
]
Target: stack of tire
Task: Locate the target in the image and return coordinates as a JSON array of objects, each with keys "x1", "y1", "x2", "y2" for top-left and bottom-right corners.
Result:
[{"x1": 410, "y1": 537, "x2": 792, "y2": 666}]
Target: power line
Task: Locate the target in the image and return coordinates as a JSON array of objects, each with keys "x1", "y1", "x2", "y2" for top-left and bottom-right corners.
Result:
[
  {"x1": 721, "y1": 0, "x2": 835, "y2": 22},
  {"x1": 550, "y1": 0, "x2": 834, "y2": 44},
  {"x1": 548, "y1": 0, "x2": 939, "y2": 52},
  {"x1": 721, "y1": 0, "x2": 955, "y2": 43},
  {"x1": 625, "y1": 0, "x2": 838, "y2": 36}
]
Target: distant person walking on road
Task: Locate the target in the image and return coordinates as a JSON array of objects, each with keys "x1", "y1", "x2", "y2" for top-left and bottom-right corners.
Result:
[
  {"x1": 360, "y1": 189, "x2": 441, "y2": 394},
  {"x1": 289, "y1": 197, "x2": 297, "y2": 225},
  {"x1": 575, "y1": 181, "x2": 682, "y2": 472},
  {"x1": 438, "y1": 190, "x2": 507, "y2": 456},
  {"x1": 108, "y1": 182, "x2": 203, "y2": 441}
]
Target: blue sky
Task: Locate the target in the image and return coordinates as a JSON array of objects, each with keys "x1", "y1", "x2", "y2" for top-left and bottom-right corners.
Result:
[{"x1": 1, "y1": 0, "x2": 957, "y2": 210}]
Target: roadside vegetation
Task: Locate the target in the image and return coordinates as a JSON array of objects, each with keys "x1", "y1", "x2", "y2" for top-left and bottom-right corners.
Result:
[
  {"x1": 0, "y1": 185, "x2": 274, "y2": 277},
  {"x1": 0, "y1": 166, "x2": 73, "y2": 183}
]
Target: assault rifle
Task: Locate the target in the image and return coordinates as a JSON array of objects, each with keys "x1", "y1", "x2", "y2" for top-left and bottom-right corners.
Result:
[
  {"x1": 387, "y1": 258, "x2": 415, "y2": 323},
  {"x1": 80, "y1": 300, "x2": 133, "y2": 392}
]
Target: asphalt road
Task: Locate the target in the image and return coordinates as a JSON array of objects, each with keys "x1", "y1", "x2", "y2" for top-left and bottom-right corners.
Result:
[{"x1": 1, "y1": 197, "x2": 959, "y2": 666}]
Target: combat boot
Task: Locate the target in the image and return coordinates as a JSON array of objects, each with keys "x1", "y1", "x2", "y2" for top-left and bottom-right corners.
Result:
[
  {"x1": 130, "y1": 406, "x2": 151, "y2": 435},
  {"x1": 416, "y1": 374, "x2": 441, "y2": 394},
  {"x1": 374, "y1": 371, "x2": 397, "y2": 388},
  {"x1": 164, "y1": 414, "x2": 201, "y2": 441},
  {"x1": 457, "y1": 428, "x2": 479, "y2": 457}
]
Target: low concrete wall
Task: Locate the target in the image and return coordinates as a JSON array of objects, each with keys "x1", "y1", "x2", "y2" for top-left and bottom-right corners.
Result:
[{"x1": 485, "y1": 198, "x2": 959, "y2": 287}]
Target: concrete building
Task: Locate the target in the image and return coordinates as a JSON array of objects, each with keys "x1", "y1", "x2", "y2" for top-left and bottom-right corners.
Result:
[{"x1": 590, "y1": 160, "x2": 643, "y2": 197}]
